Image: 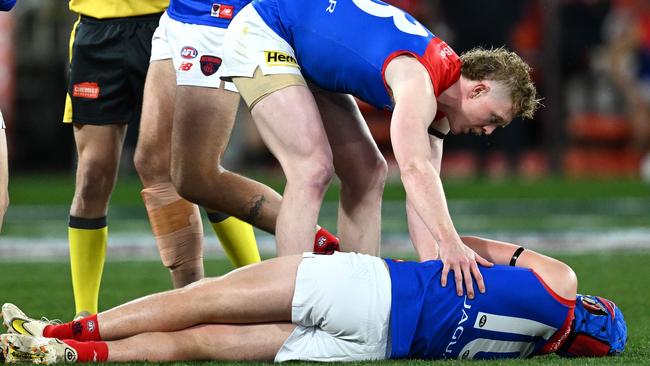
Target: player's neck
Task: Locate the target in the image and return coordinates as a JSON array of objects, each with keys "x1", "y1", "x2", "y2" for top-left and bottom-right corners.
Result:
[{"x1": 436, "y1": 78, "x2": 463, "y2": 114}]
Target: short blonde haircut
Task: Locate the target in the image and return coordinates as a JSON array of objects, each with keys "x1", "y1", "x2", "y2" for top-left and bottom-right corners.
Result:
[{"x1": 460, "y1": 47, "x2": 541, "y2": 119}]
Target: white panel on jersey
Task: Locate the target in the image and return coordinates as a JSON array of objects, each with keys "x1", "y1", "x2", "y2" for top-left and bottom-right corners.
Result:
[
  {"x1": 473, "y1": 312, "x2": 558, "y2": 340},
  {"x1": 458, "y1": 339, "x2": 535, "y2": 359}
]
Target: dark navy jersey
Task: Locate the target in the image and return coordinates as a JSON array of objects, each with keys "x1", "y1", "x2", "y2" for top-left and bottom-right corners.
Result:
[
  {"x1": 167, "y1": 0, "x2": 250, "y2": 28},
  {"x1": 385, "y1": 259, "x2": 575, "y2": 360},
  {"x1": 251, "y1": 0, "x2": 461, "y2": 110}
]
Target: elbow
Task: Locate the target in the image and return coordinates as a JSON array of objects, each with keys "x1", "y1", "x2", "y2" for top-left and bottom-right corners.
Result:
[
  {"x1": 555, "y1": 262, "x2": 578, "y2": 301},
  {"x1": 399, "y1": 161, "x2": 433, "y2": 181},
  {"x1": 0, "y1": 192, "x2": 8, "y2": 214}
]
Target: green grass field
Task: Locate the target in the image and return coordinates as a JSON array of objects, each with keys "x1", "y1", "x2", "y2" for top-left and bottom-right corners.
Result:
[{"x1": 1, "y1": 174, "x2": 649, "y2": 364}]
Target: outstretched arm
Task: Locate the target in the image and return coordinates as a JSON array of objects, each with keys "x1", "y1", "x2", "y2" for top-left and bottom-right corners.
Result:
[
  {"x1": 385, "y1": 56, "x2": 492, "y2": 299},
  {"x1": 406, "y1": 118, "x2": 450, "y2": 260},
  {"x1": 0, "y1": 118, "x2": 9, "y2": 233},
  {"x1": 461, "y1": 236, "x2": 577, "y2": 301}
]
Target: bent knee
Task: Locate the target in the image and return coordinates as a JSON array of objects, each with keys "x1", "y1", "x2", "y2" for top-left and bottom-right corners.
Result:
[
  {"x1": 287, "y1": 160, "x2": 334, "y2": 195},
  {"x1": 75, "y1": 163, "x2": 118, "y2": 201},
  {"x1": 340, "y1": 154, "x2": 388, "y2": 192}
]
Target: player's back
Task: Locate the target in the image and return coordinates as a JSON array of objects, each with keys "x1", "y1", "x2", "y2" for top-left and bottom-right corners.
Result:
[
  {"x1": 385, "y1": 259, "x2": 575, "y2": 360},
  {"x1": 251, "y1": 0, "x2": 458, "y2": 110}
]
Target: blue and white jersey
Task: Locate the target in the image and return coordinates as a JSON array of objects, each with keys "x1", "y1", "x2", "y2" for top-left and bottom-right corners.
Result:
[
  {"x1": 250, "y1": 0, "x2": 461, "y2": 111},
  {"x1": 167, "y1": 0, "x2": 250, "y2": 28},
  {"x1": 385, "y1": 259, "x2": 575, "y2": 360}
]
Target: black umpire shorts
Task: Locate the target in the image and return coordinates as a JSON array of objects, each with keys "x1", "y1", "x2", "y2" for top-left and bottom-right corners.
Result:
[{"x1": 65, "y1": 13, "x2": 163, "y2": 125}]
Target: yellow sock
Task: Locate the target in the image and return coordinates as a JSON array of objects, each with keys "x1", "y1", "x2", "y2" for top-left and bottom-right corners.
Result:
[
  {"x1": 68, "y1": 216, "x2": 107, "y2": 315},
  {"x1": 208, "y1": 212, "x2": 260, "y2": 267}
]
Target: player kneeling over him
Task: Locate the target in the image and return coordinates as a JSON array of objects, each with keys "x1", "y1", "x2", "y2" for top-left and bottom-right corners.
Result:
[{"x1": 1, "y1": 237, "x2": 627, "y2": 363}]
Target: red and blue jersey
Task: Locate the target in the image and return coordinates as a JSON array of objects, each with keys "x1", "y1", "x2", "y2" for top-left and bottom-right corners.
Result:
[
  {"x1": 385, "y1": 259, "x2": 575, "y2": 360},
  {"x1": 251, "y1": 0, "x2": 461, "y2": 111},
  {"x1": 167, "y1": 0, "x2": 250, "y2": 28}
]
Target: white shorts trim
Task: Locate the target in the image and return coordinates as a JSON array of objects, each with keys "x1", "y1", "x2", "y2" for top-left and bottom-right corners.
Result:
[
  {"x1": 275, "y1": 252, "x2": 391, "y2": 362},
  {"x1": 150, "y1": 12, "x2": 237, "y2": 91},
  {"x1": 221, "y1": 4, "x2": 302, "y2": 80}
]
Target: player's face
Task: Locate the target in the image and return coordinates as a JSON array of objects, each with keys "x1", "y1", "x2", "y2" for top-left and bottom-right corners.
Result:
[{"x1": 449, "y1": 82, "x2": 514, "y2": 136}]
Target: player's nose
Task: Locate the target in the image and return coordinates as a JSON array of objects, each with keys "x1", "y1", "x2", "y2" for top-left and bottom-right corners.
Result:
[{"x1": 483, "y1": 125, "x2": 497, "y2": 135}]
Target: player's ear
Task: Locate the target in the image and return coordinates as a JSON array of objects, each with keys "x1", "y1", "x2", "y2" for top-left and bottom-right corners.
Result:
[{"x1": 470, "y1": 83, "x2": 489, "y2": 98}]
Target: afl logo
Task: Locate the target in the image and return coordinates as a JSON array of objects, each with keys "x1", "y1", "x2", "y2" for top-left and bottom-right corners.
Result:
[
  {"x1": 478, "y1": 315, "x2": 487, "y2": 328},
  {"x1": 181, "y1": 46, "x2": 198, "y2": 59}
]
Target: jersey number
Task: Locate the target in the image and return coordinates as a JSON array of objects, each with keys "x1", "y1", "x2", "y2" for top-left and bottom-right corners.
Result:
[{"x1": 351, "y1": 0, "x2": 428, "y2": 37}]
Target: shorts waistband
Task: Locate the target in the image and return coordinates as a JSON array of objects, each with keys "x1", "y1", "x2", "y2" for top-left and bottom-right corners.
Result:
[{"x1": 80, "y1": 12, "x2": 164, "y2": 24}]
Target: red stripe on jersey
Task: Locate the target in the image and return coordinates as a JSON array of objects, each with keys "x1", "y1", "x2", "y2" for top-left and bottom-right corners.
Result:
[
  {"x1": 530, "y1": 269, "x2": 576, "y2": 355},
  {"x1": 531, "y1": 269, "x2": 576, "y2": 307}
]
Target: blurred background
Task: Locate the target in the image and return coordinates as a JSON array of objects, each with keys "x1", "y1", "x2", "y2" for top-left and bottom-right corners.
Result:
[{"x1": 0, "y1": 0, "x2": 649, "y2": 259}]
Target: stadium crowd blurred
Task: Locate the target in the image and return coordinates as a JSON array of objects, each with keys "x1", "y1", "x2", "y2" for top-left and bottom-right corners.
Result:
[{"x1": 0, "y1": 0, "x2": 648, "y2": 181}]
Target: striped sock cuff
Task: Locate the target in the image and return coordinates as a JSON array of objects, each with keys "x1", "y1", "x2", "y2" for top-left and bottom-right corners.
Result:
[
  {"x1": 69, "y1": 216, "x2": 107, "y2": 229},
  {"x1": 206, "y1": 211, "x2": 230, "y2": 224}
]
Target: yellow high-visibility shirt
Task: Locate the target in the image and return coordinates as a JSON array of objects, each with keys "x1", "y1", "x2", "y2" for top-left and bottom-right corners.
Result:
[{"x1": 69, "y1": 0, "x2": 168, "y2": 19}]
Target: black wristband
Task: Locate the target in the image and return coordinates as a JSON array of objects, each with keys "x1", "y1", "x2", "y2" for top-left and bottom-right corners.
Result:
[
  {"x1": 509, "y1": 247, "x2": 525, "y2": 266},
  {"x1": 427, "y1": 126, "x2": 447, "y2": 139}
]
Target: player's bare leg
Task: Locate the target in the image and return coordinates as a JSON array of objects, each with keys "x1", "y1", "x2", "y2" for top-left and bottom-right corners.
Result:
[
  {"x1": 134, "y1": 59, "x2": 205, "y2": 287},
  {"x1": 106, "y1": 323, "x2": 295, "y2": 362},
  {"x1": 315, "y1": 91, "x2": 387, "y2": 255},
  {"x1": 1, "y1": 256, "x2": 300, "y2": 362},
  {"x1": 246, "y1": 85, "x2": 333, "y2": 255},
  {"x1": 170, "y1": 86, "x2": 281, "y2": 233},
  {"x1": 71, "y1": 124, "x2": 126, "y2": 219},
  {"x1": 92, "y1": 254, "x2": 300, "y2": 340},
  {"x1": 69, "y1": 123, "x2": 126, "y2": 317}
]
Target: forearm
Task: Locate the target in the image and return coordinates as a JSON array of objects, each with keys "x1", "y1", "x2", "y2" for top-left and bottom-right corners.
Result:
[
  {"x1": 459, "y1": 236, "x2": 522, "y2": 266},
  {"x1": 406, "y1": 200, "x2": 438, "y2": 260},
  {"x1": 400, "y1": 163, "x2": 457, "y2": 244},
  {"x1": 461, "y1": 235, "x2": 577, "y2": 299},
  {"x1": 0, "y1": 130, "x2": 8, "y2": 232}
]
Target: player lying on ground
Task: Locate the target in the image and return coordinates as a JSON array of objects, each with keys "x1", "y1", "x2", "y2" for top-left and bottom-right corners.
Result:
[{"x1": 1, "y1": 237, "x2": 627, "y2": 363}]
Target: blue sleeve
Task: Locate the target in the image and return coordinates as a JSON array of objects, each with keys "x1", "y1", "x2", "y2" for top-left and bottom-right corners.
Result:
[{"x1": 0, "y1": 0, "x2": 16, "y2": 11}]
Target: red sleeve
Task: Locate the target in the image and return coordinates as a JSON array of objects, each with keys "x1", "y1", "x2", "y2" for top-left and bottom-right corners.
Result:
[
  {"x1": 381, "y1": 38, "x2": 461, "y2": 98},
  {"x1": 420, "y1": 37, "x2": 461, "y2": 97}
]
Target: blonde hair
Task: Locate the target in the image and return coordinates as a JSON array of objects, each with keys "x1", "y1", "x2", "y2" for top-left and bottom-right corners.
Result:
[{"x1": 460, "y1": 47, "x2": 541, "y2": 119}]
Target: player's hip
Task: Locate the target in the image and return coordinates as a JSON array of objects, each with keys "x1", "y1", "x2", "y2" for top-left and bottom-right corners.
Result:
[{"x1": 276, "y1": 251, "x2": 391, "y2": 362}]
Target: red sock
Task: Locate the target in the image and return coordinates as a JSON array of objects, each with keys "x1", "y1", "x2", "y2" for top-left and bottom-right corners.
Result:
[
  {"x1": 43, "y1": 315, "x2": 102, "y2": 342},
  {"x1": 62, "y1": 339, "x2": 109, "y2": 362},
  {"x1": 313, "y1": 226, "x2": 340, "y2": 254}
]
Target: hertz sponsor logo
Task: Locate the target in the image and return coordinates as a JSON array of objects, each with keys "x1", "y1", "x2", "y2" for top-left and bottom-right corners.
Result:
[{"x1": 264, "y1": 51, "x2": 299, "y2": 68}]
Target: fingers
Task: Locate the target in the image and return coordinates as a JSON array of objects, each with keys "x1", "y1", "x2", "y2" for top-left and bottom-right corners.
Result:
[
  {"x1": 441, "y1": 262, "x2": 450, "y2": 287},
  {"x1": 476, "y1": 254, "x2": 494, "y2": 267},
  {"x1": 470, "y1": 261, "x2": 485, "y2": 295},
  {"x1": 454, "y1": 265, "x2": 463, "y2": 297},
  {"x1": 441, "y1": 251, "x2": 490, "y2": 298}
]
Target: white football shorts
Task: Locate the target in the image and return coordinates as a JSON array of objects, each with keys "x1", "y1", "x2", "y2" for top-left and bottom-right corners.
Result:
[
  {"x1": 150, "y1": 12, "x2": 237, "y2": 91},
  {"x1": 275, "y1": 252, "x2": 391, "y2": 362},
  {"x1": 220, "y1": 4, "x2": 302, "y2": 80}
]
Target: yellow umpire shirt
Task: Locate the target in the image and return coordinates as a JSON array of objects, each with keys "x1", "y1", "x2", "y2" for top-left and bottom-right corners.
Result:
[{"x1": 69, "y1": 0, "x2": 168, "y2": 18}]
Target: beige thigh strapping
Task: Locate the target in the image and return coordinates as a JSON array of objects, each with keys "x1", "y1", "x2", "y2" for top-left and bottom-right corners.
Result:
[{"x1": 233, "y1": 67, "x2": 307, "y2": 109}]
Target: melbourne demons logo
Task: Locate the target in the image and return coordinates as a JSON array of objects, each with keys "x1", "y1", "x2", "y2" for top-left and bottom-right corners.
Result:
[
  {"x1": 200, "y1": 55, "x2": 222, "y2": 76},
  {"x1": 180, "y1": 46, "x2": 198, "y2": 59}
]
